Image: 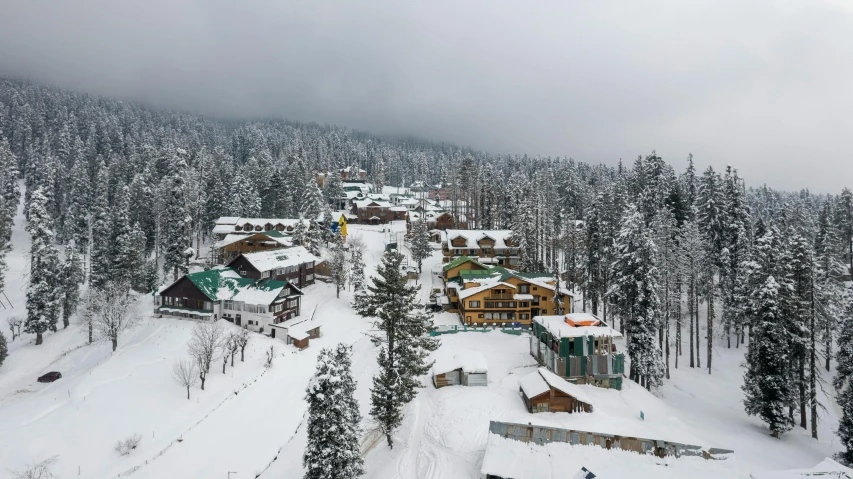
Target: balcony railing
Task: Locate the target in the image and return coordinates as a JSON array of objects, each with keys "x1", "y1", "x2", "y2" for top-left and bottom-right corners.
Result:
[{"x1": 487, "y1": 294, "x2": 515, "y2": 300}]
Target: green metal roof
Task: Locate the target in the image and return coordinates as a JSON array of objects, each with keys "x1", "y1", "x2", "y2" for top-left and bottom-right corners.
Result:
[
  {"x1": 442, "y1": 256, "x2": 489, "y2": 272},
  {"x1": 184, "y1": 268, "x2": 255, "y2": 301}
]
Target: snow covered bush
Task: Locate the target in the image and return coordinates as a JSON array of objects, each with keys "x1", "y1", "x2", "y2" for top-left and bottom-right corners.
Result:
[
  {"x1": 265, "y1": 345, "x2": 277, "y2": 369},
  {"x1": 0, "y1": 331, "x2": 7, "y2": 367},
  {"x1": 9, "y1": 455, "x2": 58, "y2": 479},
  {"x1": 114, "y1": 434, "x2": 142, "y2": 456}
]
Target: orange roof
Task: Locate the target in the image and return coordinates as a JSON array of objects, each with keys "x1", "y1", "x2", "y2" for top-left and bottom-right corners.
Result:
[{"x1": 564, "y1": 317, "x2": 601, "y2": 327}]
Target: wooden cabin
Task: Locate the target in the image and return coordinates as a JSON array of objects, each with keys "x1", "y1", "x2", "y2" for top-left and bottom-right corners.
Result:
[
  {"x1": 442, "y1": 230, "x2": 519, "y2": 266},
  {"x1": 155, "y1": 268, "x2": 304, "y2": 332},
  {"x1": 227, "y1": 246, "x2": 321, "y2": 288},
  {"x1": 519, "y1": 368, "x2": 594, "y2": 413},
  {"x1": 433, "y1": 352, "x2": 488, "y2": 388},
  {"x1": 450, "y1": 267, "x2": 573, "y2": 325},
  {"x1": 270, "y1": 318, "x2": 321, "y2": 349},
  {"x1": 216, "y1": 231, "x2": 292, "y2": 263}
]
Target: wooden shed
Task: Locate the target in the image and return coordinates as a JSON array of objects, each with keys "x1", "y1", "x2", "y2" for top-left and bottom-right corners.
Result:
[
  {"x1": 270, "y1": 318, "x2": 321, "y2": 349},
  {"x1": 519, "y1": 367, "x2": 593, "y2": 413},
  {"x1": 433, "y1": 352, "x2": 489, "y2": 388}
]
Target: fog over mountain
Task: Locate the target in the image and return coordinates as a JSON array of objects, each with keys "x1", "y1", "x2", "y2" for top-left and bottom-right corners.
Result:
[{"x1": 1, "y1": 0, "x2": 851, "y2": 191}]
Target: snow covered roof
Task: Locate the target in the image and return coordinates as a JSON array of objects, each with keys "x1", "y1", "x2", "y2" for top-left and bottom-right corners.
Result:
[
  {"x1": 433, "y1": 351, "x2": 488, "y2": 375},
  {"x1": 481, "y1": 432, "x2": 737, "y2": 479},
  {"x1": 534, "y1": 315, "x2": 622, "y2": 339},
  {"x1": 214, "y1": 232, "x2": 292, "y2": 249},
  {"x1": 353, "y1": 199, "x2": 393, "y2": 209},
  {"x1": 519, "y1": 369, "x2": 551, "y2": 398},
  {"x1": 442, "y1": 255, "x2": 489, "y2": 272},
  {"x1": 458, "y1": 281, "x2": 517, "y2": 300},
  {"x1": 537, "y1": 367, "x2": 594, "y2": 404},
  {"x1": 231, "y1": 280, "x2": 294, "y2": 304},
  {"x1": 237, "y1": 246, "x2": 323, "y2": 273},
  {"x1": 750, "y1": 458, "x2": 853, "y2": 479},
  {"x1": 270, "y1": 317, "x2": 321, "y2": 341},
  {"x1": 159, "y1": 268, "x2": 298, "y2": 305},
  {"x1": 212, "y1": 217, "x2": 310, "y2": 235},
  {"x1": 445, "y1": 230, "x2": 515, "y2": 249}
]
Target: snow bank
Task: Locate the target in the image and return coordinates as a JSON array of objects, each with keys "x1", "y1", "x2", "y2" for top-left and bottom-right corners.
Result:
[{"x1": 481, "y1": 433, "x2": 738, "y2": 479}]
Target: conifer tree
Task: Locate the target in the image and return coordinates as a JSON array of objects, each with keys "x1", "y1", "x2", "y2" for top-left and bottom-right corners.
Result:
[
  {"x1": 328, "y1": 234, "x2": 349, "y2": 298},
  {"x1": 305, "y1": 218, "x2": 324, "y2": 257},
  {"x1": 609, "y1": 204, "x2": 665, "y2": 389},
  {"x1": 24, "y1": 188, "x2": 61, "y2": 345},
  {"x1": 743, "y1": 275, "x2": 791, "y2": 438},
  {"x1": 111, "y1": 185, "x2": 137, "y2": 286},
  {"x1": 60, "y1": 245, "x2": 83, "y2": 329},
  {"x1": 359, "y1": 250, "x2": 438, "y2": 447},
  {"x1": 292, "y1": 216, "x2": 308, "y2": 247},
  {"x1": 90, "y1": 162, "x2": 112, "y2": 289},
  {"x1": 409, "y1": 219, "x2": 431, "y2": 273},
  {"x1": 303, "y1": 344, "x2": 364, "y2": 479},
  {"x1": 161, "y1": 150, "x2": 192, "y2": 281},
  {"x1": 350, "y1": 245, "x2": 367, "y2": 310},
  {"x1": 836, "y1": 288, "x2": 853, "y2": 464}
]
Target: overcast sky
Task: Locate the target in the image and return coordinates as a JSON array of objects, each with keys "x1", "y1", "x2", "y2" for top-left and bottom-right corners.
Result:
[{"x1": 1, "y1": 0, "x2": 851, "y2": 192}]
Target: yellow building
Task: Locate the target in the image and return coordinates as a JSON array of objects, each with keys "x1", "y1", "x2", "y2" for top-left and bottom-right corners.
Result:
[{"x1": 444, "y1": 266, "x2": 572, "y2": 327}]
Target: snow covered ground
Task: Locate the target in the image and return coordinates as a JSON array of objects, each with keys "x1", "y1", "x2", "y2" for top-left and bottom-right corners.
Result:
[{"x1": 0, "y1": 198, "x2": 844, "y2": 478}]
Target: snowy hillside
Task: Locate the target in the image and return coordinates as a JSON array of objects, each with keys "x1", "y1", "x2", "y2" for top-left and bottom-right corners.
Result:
[{"x1": 0, "y1": 199, "x2": 844, "y2": 479}]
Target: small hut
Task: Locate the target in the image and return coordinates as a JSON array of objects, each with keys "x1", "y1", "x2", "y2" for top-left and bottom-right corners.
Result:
[
  {"x1": 433, "y1": 352, "x2": 489, "y2": 388},
  {"x1": 519, "y1": 367, "x2": 593, "y2": 413},
  {"x1": 270, "y1": 318, "x2": 321, "y2": 349}
]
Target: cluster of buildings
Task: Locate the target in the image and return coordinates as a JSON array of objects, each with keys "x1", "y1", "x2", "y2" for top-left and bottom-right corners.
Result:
[{"x1": 155, "y1": 245, "x2": 323, "y2": 347}]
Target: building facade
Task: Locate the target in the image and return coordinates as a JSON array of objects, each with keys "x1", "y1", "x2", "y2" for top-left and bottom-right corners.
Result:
[
  {"x1": 155, "y1": 267, "x2": 304, "y2": 333},
  {"x1": 442, "y1": 230, "x2": 519, "y2": 266},
  {"x1": 226, "y1": 246, "x2": 321, "y2": 288}
]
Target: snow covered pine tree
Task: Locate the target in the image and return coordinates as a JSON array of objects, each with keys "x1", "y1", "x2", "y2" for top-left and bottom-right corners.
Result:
[
  {"x1": 303, "y1": 344, "x2": 364, "y2": 479},
  {"x1": 358, "y1": 250, "x2": 438, "y2": 447}
]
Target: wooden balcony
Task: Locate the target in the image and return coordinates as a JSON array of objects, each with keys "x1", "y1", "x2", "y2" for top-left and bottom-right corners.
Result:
[{"x1": 487, "y1": 294, "x2": 515, "y2": 301}]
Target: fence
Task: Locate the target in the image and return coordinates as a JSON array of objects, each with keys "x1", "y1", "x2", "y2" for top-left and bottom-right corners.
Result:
[
  {"x1": 430, "y1": 324, "x2": 527, "y2": 336},
  {"x1": 487, "y1": 421, "x2": 733, "y2": 460}
]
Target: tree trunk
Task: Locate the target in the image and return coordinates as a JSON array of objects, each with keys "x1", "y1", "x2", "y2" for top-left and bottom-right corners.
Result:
[
  {"x1": 707, "y1": 289, "x2": 713, "y2": 375},
  {"x1": 187, "y1": 386, "x2": 191, "y2": 400},
  {"x1": 689, "y1": 281, "x2": 695, "y2": 368},
  {"x1": 112, "y1": 337, "x2": 118, "y2": 351},
  {"x1": 200, "y1": 372, "x2": 206, "y2": 391},
  {"x1": 665, "y1": 325, "x2": 670, "y2": 380},
  {"x1": 88, "y1": 321, "x2": 93, "y2": 345},
  {"x1": 800, "y1": 355, "x2": 806, "y2": 429},
  {"x1": 35, "y1": 332, "x2": 43, "y2": 345},
  {"x1": 241, "y1": 346, "x2": 246, "y2": 362},
  {"x1": 231, "y1": 352, "x2": 235, "y2": 367},
  {"x1": 810, "y1": 287, "x2": 818, "y2": 439},
  {"x1": 696, "y1": 289, "x2": 701, "y2": 369},
  {"x1": 337, "y1": 284, "x2": 340, "y2": 298}
]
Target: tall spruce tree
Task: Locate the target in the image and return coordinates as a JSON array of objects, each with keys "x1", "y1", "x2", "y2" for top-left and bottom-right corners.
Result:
[
  {"x1": 409, "y1": 219, "x2": 431, "y2": 273},
  {"x1": 609, "y1": 204, "x2": 665, "y2": 389},
  {"x1": 836, "y1": 287, "x2": 853, "y2": 464},
  {"x1": 358, "y1": 250, "x2": 438, "y2": 447},
  {"x1": 303, "y1": 344, "x2": 364, "y2": 479},
  {"x1": 60, "y1": 245, "x2": 83, "y2": 329},
  {"x1": 161, "y1": 150, "x2": 191, "y2": 281},
  {"x1": 24, "y1": 188, "x2": 61, "y2": 345},
  {"x1": 742, "y1": 275, "x2": 791, "y2": 438}
]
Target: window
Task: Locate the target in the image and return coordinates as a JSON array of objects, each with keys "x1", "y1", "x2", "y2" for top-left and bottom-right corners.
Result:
[
  {"x1": 468, "y1": 300, "x2": 480, "y2": 308},
  {"x1": 287, "y1": 299, "x2": 299, "y2": 309},
  {"x1": 306, "y1": 274, "x2": 314, "y2": 282},
  {"x1": 532, "y1": 287, "x2": 538, "y2": 291},
  {"x1": 261, "y1": 271, "x2": 270, "y2": 279},
  {"x1": 519, "y1": 285, "x2": 529, "y2": 294},
  {"x1": 478, "y1": 314, "x2": 484, "y2": 318},
  {"x1": 519, "y1": 314, "x2": 529, "y2": 320},
  {"x1": 541, "y1": 296, "x2": 547, "y2": 302}
]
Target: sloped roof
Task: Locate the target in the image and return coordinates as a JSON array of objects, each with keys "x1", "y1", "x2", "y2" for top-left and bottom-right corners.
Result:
[
  {"x1": 519, "y1": 370, "x2": 550, "y2": 398},
  {"x1": 458, "y1": 281, "x2": 517, "y2": 300},
  {"x1": 445, "y1": 230, "x2": 514, "y2": 249},
  {"x1": 442, "y1": 255, "x2": 489, "y2": 272},
  {"x1": 161, "y1": 268, "x2": 297, "y2": 305},
  {"x1": 433, "y1": 351, "x2": 488, "y2": 375},
  {"x1": 236, "y1": 246, "x2": 323, "y2": 273},
  {"x1": 537, "y1": 367, "x2": 594, "y2": 405},
  {"x1": 214, "y1": 232, "x2": 292, "y2": 249}
]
